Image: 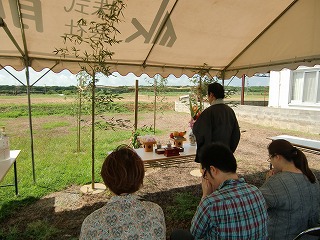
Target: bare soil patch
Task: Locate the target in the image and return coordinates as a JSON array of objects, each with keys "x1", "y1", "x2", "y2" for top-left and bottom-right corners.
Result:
[
  {"x1": 0, "y1": 95, "x2": 74, "y2": 105},
  {"x1": 1, "y1": 109, "x2": 320, "y2": 239},
  {"x1": 0, "y1": 94, "x2": 179, "y2": 105}
]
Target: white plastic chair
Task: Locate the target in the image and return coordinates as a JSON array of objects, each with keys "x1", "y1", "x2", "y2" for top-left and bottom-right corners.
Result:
[{"x1": 293, "y1": 226, "x2": 320, "y2": 240}]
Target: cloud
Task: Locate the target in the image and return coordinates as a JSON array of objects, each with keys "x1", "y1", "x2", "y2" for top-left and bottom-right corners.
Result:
[
  {"x1": 0, "y1": 67, "x2": 269, "y2": 87},
  {"x1": 0, "y1": 67, "x2": 77, "y2": 86}
]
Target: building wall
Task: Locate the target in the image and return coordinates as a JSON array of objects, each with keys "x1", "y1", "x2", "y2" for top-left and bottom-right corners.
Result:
[
  {"x1": 269, "y1": 67, "x2": 320, "y2": 111},
  {"x1": 175, "y1": 102, "x2": 320, "y2": 135},
  {"x1": 233, "y1": 105, "x2": 320, "y2": 135}
]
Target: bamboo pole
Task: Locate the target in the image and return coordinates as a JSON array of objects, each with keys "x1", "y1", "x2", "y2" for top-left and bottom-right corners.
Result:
[
  {"x1": 134, "y1": 79, "x2": 138, "y2": 131},
  {"x1": 77, "y1": 87, "x2": 81, "y2": 152},
  {"x1": 153, "y1": 77, "x2": 157, "y2": 134},
  {"x1": 91, "y1": 73, "x2": 96, "y2": 190}
]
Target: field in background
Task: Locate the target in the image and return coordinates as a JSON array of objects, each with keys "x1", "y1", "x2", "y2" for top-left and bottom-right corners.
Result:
[
  {"x1": 0, "y1": 92, "x2": 191, "y2": 220},
  {"x1": 0, "y1": 87, "x2": 269, "y2": 104},
  {"x1": 0, "y1": 90, "x2": 268, "y2": 203}
]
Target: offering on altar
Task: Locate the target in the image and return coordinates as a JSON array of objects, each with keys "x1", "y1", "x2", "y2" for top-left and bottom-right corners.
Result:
[
  {"x1": 164, "y1": 147, "x2": 180, "y2": 157},
  {"x1": 139, "y1": 135, "x2": 157, "y2": 152},
  {"x1": 169, "y1": 131, "x2": 187, "y2": 148}
]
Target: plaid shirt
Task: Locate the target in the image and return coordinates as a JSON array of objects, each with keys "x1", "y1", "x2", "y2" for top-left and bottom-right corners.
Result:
[{"x1": 190, "y1": 178, "x2": 268, "y2": 240}]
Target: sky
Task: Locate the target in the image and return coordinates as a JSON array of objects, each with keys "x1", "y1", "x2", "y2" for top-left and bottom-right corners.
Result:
[{"x1": 0, "y1": 66, "x2": 269, "y2": 87}]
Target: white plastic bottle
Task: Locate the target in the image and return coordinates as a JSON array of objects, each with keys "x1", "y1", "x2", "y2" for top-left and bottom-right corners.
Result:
[{"x1": 0, "y1": 127, "x2": 10, "y2": 160}]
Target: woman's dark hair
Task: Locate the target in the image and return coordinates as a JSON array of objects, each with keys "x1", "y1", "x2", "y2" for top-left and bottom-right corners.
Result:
[
  {"x1": 268, "y1": 139, "x2": 316, "y2": 183},
  {"x1": 101, "y1": 144, "x2": 145, "y2": 195},
  {"x1": 199, "y1": 143, "x2": 237, "y2": 173},
  {"x1": 208, "y1": 82, "x2": 225, "y2": 99}
]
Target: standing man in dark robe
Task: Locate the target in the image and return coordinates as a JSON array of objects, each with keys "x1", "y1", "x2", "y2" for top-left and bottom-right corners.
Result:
[{"x1": 193, "y1": 82, "x2": 240, "y2": 163}]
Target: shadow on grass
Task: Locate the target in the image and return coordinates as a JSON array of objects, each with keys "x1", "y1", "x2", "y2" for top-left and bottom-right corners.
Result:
[
  {"x1": 0, "y1": 182, "x2": 75, "y2": 222},
  {"x1": 2, "y1": 168, "x2": 320, "y2": 240},
  {"x1": 0, "y1": 184, "x2": 202, "y2": 240},
  {"x1": 141, "y1": 184, "x2": 202, "y2": 239},
  {"x1": 0, "y1": 195, "x2": 106, "y2": 240},
  {"x1": 0, "y1": 196, "x2": 39, "y2": 220}
]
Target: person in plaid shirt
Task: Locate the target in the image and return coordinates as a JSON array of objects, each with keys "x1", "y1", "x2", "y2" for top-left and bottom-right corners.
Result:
[{"x1": 171, "y1": 143, "x2": 268, "y2": 240}]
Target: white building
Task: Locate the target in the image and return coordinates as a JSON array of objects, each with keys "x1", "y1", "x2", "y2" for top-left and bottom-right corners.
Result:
[{"x1": 269, "y1": 66, "x2": 320, "y2": 111}]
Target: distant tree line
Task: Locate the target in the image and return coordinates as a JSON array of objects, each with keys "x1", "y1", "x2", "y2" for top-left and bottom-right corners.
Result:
[
  {"x1": 0, "y1": 85, "x2": 77, "y2": 95},
  {"x1": 0, "y1": 85, "x2": 268, "y2": 95},
  {"x1": 0, "y1": 85, "x2": 193, "y2": 95}
]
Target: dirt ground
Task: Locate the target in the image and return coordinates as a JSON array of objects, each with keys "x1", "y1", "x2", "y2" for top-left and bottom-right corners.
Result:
[
  {"x1": 0, "y1": 94, "x2": 178, "y2": 105},
  {"x1": 1, "y1": 108, "x2": 320, "y2": 239}
]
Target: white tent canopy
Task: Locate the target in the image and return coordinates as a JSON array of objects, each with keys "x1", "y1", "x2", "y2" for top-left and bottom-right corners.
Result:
[{"x1": 1, "y1": 0, "x2": 320, "y2": 79}]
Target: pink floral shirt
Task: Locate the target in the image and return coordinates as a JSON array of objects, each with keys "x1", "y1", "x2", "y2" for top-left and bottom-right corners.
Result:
[{"x1": 79, "y1": 194, "x2": 166, "y2": 240}]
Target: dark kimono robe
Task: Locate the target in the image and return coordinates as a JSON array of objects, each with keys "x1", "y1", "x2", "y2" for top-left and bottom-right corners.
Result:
[{"x1": 193, "y1": 99, "x2": 240, "y2": 163}]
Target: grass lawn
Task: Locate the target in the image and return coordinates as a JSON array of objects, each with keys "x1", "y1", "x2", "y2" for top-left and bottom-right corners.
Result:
[{"x1": 0, "y1": 114, "x2": 133, "y2": 219}]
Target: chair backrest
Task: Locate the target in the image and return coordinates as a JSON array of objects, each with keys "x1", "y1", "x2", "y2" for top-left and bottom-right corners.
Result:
[{"x1": 293, "y1": 226, "x2": 320, "y2": 240}]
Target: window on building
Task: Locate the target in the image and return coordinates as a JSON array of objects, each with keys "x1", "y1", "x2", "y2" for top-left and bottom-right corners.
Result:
[
  {"x1": 291, "y1": 70, "x2": 320, "y2": 104},
  {"x1": 291, "y1": 72, "x2": 303, "y2": 101}
]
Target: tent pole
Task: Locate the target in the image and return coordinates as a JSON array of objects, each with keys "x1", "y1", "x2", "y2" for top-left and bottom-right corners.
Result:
[
  {"x1": 15, "y1": 0, "x2": 37, "y2": 183},
  {"x1": 221, "y1": 71, "x2": 225, "y2": 86},
  {"x1": 25, "y1": 67, "x2": 36, "y2": 183},
  {"x1": 27, "y1": 62, "x2": 59, "y2": 181},
  {"x1": 0, "y1": 14, "x2": 36, "y2": 183},
  {"x1": 0, "y1": 66, "x2": 35, "y2": 183},
  {"x1": 241, "y1": 74, "x2": 245, "y2": 105}
]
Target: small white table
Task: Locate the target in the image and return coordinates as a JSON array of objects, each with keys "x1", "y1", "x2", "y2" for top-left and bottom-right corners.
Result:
[
  {"x1": 268, "y1": 135, "x2": 320, "y2": 155},
  {"x1": 0, "y1": 150, "x2": 21, "y2": 195},
  {"x1": 134, "y1": 143, "x2": 196, "y2": 167}
]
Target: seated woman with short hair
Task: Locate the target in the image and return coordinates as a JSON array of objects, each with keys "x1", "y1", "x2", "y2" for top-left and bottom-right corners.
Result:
[{"x1": 80, "y1": 145, "x2": 166, "y2": 240}]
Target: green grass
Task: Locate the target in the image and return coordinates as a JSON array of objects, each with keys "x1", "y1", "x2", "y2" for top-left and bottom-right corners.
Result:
[
  {"x1": 0, "y1": 220, "x2": 61, "y2": 240},
  {"x1": 0, "y1": 116, "x2": 132, "y2": 221},
  {"x1": 167, "y1": 192, "x2": 200, "y2": 221},
  {"x1": 25, "y1": 220, "x2": 61, "y2": 240},
  {"x1": 0, "y1": 101, "x2": 172, "y2": 118},
  {"x1": 0, "y1": 103, "x2": 76, "y2": 118},
  {"x1": 42, "y1": 121, "x2": 70, "y2": 129}
]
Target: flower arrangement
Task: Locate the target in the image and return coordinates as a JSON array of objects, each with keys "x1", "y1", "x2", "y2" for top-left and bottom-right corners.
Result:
[
  {"x1": 189, "y1": 97, "x2": 202, "y2": 128},
  {"x1": 169, "y1": 131, "x2": 186, "y2": 148},
  {"x1": 188, "y1": 95, "x2": 202, "y2": 146},
  {"x1": 169, "y1": 131, "x2": 186, "y2": 139}
]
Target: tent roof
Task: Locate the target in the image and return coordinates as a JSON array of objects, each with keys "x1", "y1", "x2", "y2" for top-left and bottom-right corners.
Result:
[{"x1": 1, "y1": 0, "x2": 320, "y2": 78}]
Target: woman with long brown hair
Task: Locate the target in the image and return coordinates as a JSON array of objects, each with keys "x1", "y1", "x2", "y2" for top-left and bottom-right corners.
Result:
[{"x1": 260, "y1": 139, "x2": 320, "y2": 240}]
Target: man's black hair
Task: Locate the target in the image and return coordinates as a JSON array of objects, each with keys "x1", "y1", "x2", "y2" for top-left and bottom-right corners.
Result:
[
  {"x1": 207, "y1": 82, "x2": 225, "y2": 99},
  {"x1": 199, "y1": 142, "x2": 237, "y2": 173}
]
